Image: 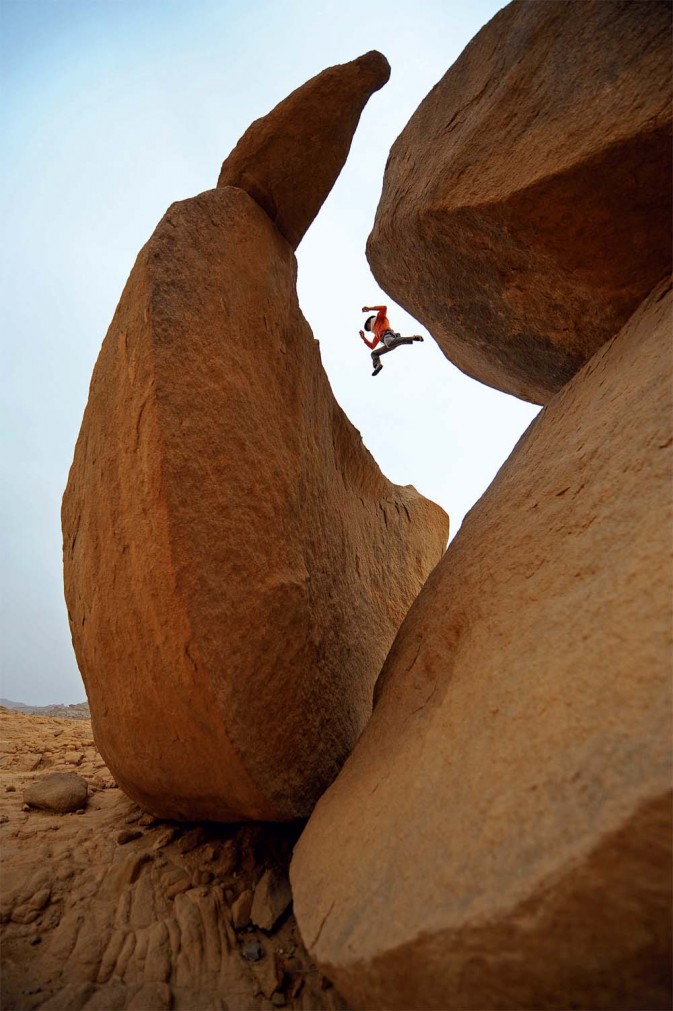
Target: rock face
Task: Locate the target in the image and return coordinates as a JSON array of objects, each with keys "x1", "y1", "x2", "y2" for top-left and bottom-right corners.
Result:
[
  {"x1": 218, "y1": 51, "x2": 390, "y2": 249},
  {"x1": 291, "y1": 278, "x2": 673, "y2": 1010},
  {"x1": 62, "y1": 57, "x2": 448, "y2": 823},
  {"x1": 367, "y1": 0, "x2": 672, "y2": 404},
  {"x1": 0, "y1": 708, "x2": 347, "y2": 1011}
]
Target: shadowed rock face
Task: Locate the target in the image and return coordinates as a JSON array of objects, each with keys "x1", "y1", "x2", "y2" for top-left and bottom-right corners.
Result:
[
  {"x1": 367, "y1": 0, "x2": 672, "y2": 404},
  {"x1": 218, "y1": 50, "x2": 390, "y2": 249},
  {"x1": 291, "y1": 278, "x2": 673, "y2": 1010},
  {"x1": 62, "y1": 176, "x2": 447, "y2": 819}
]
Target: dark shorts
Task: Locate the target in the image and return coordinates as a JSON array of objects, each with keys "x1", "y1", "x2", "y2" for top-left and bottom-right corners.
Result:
[{"x1": 373, "y1": 331, "x2": 408, "y2": 357}]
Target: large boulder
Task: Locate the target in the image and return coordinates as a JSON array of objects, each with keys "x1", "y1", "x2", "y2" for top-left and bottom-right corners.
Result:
[
  {"x1": 367, "y1": 0, "x2": 672, "y2": 404},
  {"x1": 218, "y1": 50, "x2": 390, "y2": 249},
  {"x1": 62, "y1": 176, "x2": 447, "y2": 821},
  {"x1": 291, "y1": 277, "x2": 673, "y2": 1010}
]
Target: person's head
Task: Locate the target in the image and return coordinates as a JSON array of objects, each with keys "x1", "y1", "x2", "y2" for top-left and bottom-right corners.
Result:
[{"x1": 364, "y1": 315, "x2": 376, "y2": 332}]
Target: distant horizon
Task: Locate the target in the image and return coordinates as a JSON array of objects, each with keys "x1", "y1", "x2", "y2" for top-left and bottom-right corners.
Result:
[{"x1": 0, "y1": 697, "x2": 89, "y2": 710}]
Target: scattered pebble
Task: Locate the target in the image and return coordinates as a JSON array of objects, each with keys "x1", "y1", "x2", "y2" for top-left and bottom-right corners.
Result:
[
  {"x1": 151, "y1": 827, "x2": 179, "y2": 851},
  {"x1": 165, "y1": 879, "x2": 191, "y2": 900},
  {"x1": 117, "y1": 828, "x2": 143, "y2": 845},
  {"x1": 219, "y1": 839, "x2": 238, "y2": 875},
  {"x1": 251, "y1": 868, "x2": 292, "y2": 931},
  {"x1": 176, "y1": 827, "x2": 207, "y2": 854},
  {"x1": 231, "y1": 888, "x2": 254, "y2": 929},
  {"x1": 241, "y1": 938, "x2": 265, "y2": 962},
  {"x1": 6, "y1": 785, "x2": 16, "y2": 793}
]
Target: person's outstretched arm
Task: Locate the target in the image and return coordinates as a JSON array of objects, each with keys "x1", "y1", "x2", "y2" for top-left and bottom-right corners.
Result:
[
  {"x1": 362, "y1": 305, "x2": 387, "y2": 313},
  {"x1": 360, "y1": 330, "x2": 379, "y2": 349}
]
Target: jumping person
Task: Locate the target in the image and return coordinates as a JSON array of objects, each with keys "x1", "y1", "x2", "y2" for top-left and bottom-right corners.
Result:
[{"x1": 359, "y1": 304, "x2": 423, "y2": 376}]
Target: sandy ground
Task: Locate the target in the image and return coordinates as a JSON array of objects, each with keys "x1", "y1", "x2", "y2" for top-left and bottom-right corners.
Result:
[{"x1": 0, "y1": 707, "x2": 347, "y2": 1011}]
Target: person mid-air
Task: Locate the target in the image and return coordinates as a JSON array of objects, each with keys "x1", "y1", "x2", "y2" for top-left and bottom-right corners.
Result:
[{"x1": 359, "y1": 305, "x2": 424, "y2": 376}]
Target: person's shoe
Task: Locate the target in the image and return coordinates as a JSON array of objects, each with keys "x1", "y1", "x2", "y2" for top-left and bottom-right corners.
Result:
[
  {"x1": 412, "y1": 334, "x2": 424, "y2": 342},
  {"x1": 372, "y1": 361, "x2": 383, "y2": 376}
]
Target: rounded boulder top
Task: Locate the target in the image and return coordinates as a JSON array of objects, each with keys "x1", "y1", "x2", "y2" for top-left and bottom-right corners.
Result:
[
  {"x1": 353, "y1": 49, "x2": 391, "y2": 90},
  {"x1": 218, "y1": 51, "x2": 392, "y2": 248}
]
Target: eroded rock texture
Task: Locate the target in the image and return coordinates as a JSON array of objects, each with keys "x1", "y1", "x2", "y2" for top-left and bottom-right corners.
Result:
[
  {"x1": 291, "y1": 279, "x2": 673, "y2": 1010},
  {"x1": 218, "y1": 51, "x2": 390, "y2": 248},
  {"x1": 368, "y1": 0, "x2": 672, "y2": 404},
  {"x1": 0, "y1": 708, "x2": 347, "y2": 1011},
  {"x1": 62, "y1": 166, "x2": 447, "y2": 820}
]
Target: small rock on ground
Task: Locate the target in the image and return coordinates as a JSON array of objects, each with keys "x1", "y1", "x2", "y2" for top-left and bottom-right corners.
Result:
[{"x1": 23, "y1": 772, "x2": 88, "y2": 813}]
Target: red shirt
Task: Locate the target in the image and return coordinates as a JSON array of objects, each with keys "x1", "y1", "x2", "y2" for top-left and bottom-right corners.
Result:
[{"x1": 361, "y1": 305, "x2": 391, "y2": 349}]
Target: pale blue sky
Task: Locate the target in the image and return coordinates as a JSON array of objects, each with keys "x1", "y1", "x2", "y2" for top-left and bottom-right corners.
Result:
[{"x1": 1, "y1": 0, "x2": 538, "y2": 704}]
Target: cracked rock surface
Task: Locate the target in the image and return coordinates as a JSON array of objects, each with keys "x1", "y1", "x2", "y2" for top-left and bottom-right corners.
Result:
[{"x1": 0, "y1": 707, "x2": 348, "y2": 1011}]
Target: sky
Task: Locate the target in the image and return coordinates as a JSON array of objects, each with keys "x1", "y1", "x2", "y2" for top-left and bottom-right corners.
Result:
[{"x1": 1, "y1": 0, "x2": 539, "y2": 705}]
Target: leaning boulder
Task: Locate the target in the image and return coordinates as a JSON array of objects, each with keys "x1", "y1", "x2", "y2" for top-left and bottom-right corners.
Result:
[
  {"x1": 62, "y1": 173, "x2": 447, "y2": 820},
  {"x1": 218, "y1": 50, "x2": 390, "y2": 248},
  {"x1": 368, "y1": 0, "x2": 672, "y2": 404},
  {"x1": 291, "y1": 278, "x2": 673, "y2": 1010}
]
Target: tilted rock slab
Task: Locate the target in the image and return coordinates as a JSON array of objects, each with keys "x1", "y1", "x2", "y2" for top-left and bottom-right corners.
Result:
[
  {"x1": 218, "y1": 50, "x2": 390, "y2": 249},
  {"x1": 291, "y1": 278, "x2": 673, "y2": 1010},
  {"x1": 62, "y1": 180, "x2": 447, "y2": 822},
  {"x1": 367, "y1": 0, "x2": 672, "y2": 404}
]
